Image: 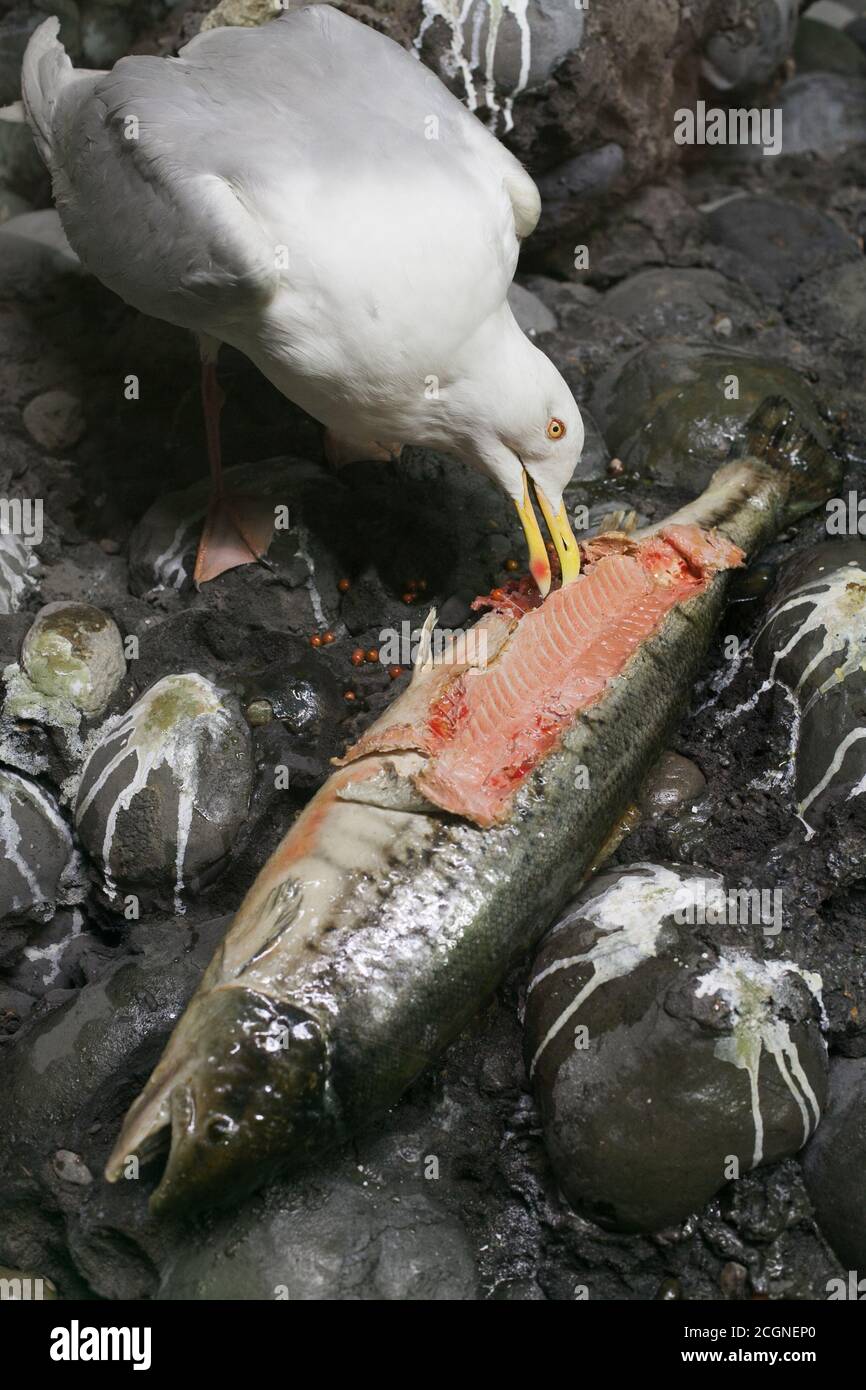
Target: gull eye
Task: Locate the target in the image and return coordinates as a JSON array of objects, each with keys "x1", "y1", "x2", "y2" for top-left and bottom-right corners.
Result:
[{"x1": 546, "y1": 417, "x2": 566, "y2": 440}]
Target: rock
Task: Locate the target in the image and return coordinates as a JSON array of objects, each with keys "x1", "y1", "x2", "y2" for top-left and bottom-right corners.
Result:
[
  {"x1": 0, "y1": 915, "x2": 231, "y2": 1298},
  {"x1": 0, "y1": 769, "x2": 83, "y2": 929},
  {"x1": 705, "y1": 195, "x2": 859, "y2": 302},
  {"x1": 805, "y1": 1, "x2": 864, "y2": 28},
  {"x1": 0, "y1": 186, "x2": 31, "y2": 224},
  {"x1": 525, "y1": 864, "x2": 828, "y2": 1232},
  {"x1": 849, "y1": 15, "x2": 866, "y2": 52},
  {"x1": 591, "y1": 342, "x2": 828, "y2": 491},
  {"x1": 79, "y1": 1, "x2": 134, "y2": 68},
  {"x1": 192, "y1": 1, "x2": 800, "y2": 224},
  {"x1": 702, "y1": 0, "x2": 799, "y2": 91},
  {"x1": 753, "y1": 542, "x2": 866, "y2": 830},
  {"x1": 562, "y1": 407, "x2": 610, "y2": 484},
  {"x1": 200, "y1": 0, "x2": 286, "y2": 31},
  {"x1": 0, "y1": 984, "x2": 33, "y2": 1037},
  {"x1": 772, "y1": 73, "x2": 866, "y2": 156},
  {"x1": 21, "y1": 602, "x2": 126, "y2": 717},
  {"x1": 241, "y1": 652, "x2": 344, "y2": 785},
  {"x1": 602, "y1": 267, "x2": 762, "y2": 341},
  {"x1": 0, "y1": 529, "x2": 38, "y2": 614},
  {"x1": 128, "y1": 456, "x2": 322, "y2": 596},
  {"x1": 52, "y1": 1149, "x2": 93, "y2": 1186},
  {"x1": 786, "y1": 260, "x2": 866, "y2": 355},
  {"x1": 74, "y1": 673, "x2": 253, "y2": 910},
  {"x1": 795, "y1": 16, "x2": 866, "y2": 73},
  {"x1": 22, "y1": 389, "x2": 86, "y2": 453},
  {"x1": 802, "y1": 1056, "x2": 866, "y2": 1271},
  {"x1": 533, "y1": 144, "x2": 626, "y2": 238},
  {"x1": 2, "y1": 909, "x2": 102, "y2": 997},
  {"x1": 159, "y1": 1181, "x2": 478, "y2": 1300},
  {"x1": 507, "y1": 282, "x2": 556, "y2": 337},
  {"x1": 415, "y1": 0, "x2": 587, "y2": 133},
  {"x1": 0, "y1": 209, "x2": 82, "y2": 299},
  {"x1": 638, "y1": 751, "x2": 707, "y2": 819}
]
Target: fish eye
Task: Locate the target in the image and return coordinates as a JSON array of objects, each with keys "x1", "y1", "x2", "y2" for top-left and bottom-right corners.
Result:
[{"x1": 546, "y1": 418, "x2": 566, "y2": 440}]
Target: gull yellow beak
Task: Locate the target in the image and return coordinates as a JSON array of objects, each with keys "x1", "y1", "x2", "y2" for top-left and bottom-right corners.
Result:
[
  {"x1": 514, "y1": 472, "x2": 551, "y2": 597},
  {"x1": 534, "y1": 487, "x2": 582, "y2": 585}
]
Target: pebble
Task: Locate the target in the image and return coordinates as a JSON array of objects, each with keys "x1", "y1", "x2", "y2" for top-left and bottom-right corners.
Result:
[
  {"x1": 638, "y1": 750, "x2": 707, "y2": 819},
  {"x1": 22, "y1": 389, "x2": 85, "y2": 453},
  {"x1": 52, "y1": 1149, "x2": 93, "y2": 1186}
]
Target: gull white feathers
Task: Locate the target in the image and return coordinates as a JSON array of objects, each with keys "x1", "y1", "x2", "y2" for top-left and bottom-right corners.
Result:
[{"x1": 20, "y1": 4, "x2": 583, "y2": 590}]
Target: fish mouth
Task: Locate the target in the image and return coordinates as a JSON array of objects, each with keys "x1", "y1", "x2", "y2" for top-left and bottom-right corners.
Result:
[{"x1": 105, "y1": 986, "x2": 333, "y2": 1215}]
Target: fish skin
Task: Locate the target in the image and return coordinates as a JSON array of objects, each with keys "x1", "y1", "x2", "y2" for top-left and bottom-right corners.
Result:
[{"x1": 105, "y1": 398, "x2": 841, "y2": 1214}]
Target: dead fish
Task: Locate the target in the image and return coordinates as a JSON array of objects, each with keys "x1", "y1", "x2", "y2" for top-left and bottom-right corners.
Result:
[{"x1": 106, "y1": 398, "x2": 840, "y2": 1212}]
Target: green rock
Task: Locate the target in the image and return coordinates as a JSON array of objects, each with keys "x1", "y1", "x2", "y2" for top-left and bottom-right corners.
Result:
[
  {"x1": 21, "y1": 602, "x2": 126, "y2": 718},
  {"x1": 794, "y1": 17, "x2": 866, "y2": 75}
]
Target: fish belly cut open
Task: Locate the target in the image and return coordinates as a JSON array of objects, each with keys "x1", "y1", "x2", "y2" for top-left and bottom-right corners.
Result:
[{"x1": 342, "y1": 524, "x2": 744, "y2": 828}]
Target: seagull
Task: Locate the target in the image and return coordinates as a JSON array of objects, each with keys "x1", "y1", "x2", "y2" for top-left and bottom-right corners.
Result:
[{"x1": 20, "y1": 5, "x2": 584, "y2": 592}]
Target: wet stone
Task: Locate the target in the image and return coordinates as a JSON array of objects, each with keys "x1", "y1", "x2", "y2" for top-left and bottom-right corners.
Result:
[
  {"x1": 801, "y1": 1055, "x2": 866, "y2": 1271},
  {"x1": 74, "y1": 673, "x2": 253, "y2": 910},
  {"x1": 20, "y1": 602, "x2": 126, "y2": 718},
  {"x1": 0, "y1": 769, "x2": 83, "y2": 930},
  {"x1": 591, "y1": 342, "x2": 828, "y2": 490},
  {"x1": 753, "y1": 542, "x2": 866, "y2": 830},
  {"x1": 638, "y1": 750, "x2": 708, "y2": 819},
  {"x1": 159, "y1": 1182, "x2": 478, "y2": 1301},
  {"x1": 525, "y1": 864, "x2": 828, "y2": 1233}
]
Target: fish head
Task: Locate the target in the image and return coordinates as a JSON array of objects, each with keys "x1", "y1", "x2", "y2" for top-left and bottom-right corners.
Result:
[{"x1": 105, "y1": 986, "x2": 334, "y2": 1214}]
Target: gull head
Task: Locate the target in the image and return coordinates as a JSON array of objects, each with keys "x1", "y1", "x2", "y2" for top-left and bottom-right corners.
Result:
[{"x1": 446, "y1": 314, "x2": 585, "y2": 596}]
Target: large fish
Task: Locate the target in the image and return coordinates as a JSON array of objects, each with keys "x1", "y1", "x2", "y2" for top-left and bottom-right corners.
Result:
[{"x1": 106, "y1": 398, "x2": 839, "y2": 1212}]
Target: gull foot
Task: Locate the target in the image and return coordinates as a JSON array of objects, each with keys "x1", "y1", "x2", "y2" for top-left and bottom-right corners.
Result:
[{"x1": 193, "y1": 492, "x2": 276, "y2": 586}]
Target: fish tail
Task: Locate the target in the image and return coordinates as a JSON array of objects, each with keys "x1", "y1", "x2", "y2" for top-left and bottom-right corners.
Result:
[
  {"x1": 740, "y1": 395, "x2": 842, "y2": 520},
  {"x1": 21, "y1": 17, "x2": 73, "y2": 168}
]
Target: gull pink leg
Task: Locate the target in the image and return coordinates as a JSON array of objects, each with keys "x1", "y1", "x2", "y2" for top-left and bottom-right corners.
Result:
[{"x1": 193, "y1": 345, "x2": 275, "y2": 586}]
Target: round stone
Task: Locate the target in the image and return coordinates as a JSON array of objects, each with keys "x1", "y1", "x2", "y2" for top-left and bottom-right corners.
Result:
[
  {"x1": 0, "y1": 768, "x2": 82, "y2": 928},
  {"x1": 21, "y1": 602, "x2": 126, "y2": 717},
  {"x1": 525, "y1": 863, "x2": 828, "y2": 1232},
  {"x1": 74, "y1": 673, "x2": 253, "y2": 909}
]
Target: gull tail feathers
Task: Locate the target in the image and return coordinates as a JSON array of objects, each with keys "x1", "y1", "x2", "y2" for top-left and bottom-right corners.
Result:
[{"x1": 21, "y1": 17, "x2": 73, "y2": 166}]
